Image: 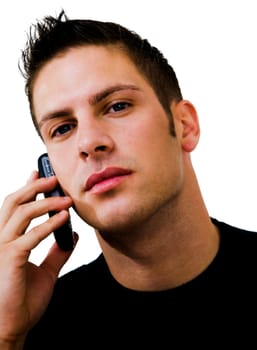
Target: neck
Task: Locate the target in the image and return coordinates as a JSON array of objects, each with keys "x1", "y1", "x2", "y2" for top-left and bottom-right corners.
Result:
[{"x1": 96, "y1": 165, "x2": 220, "y2": 291}]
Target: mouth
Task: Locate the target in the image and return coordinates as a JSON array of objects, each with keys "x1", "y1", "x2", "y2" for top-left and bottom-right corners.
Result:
[{"x1": 85, "y1": 167, "x2": 132, "y2": 193}]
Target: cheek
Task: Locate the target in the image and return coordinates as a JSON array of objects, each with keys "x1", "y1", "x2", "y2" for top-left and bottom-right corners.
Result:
[
  {"x1": 121, "y1": 117, "x2": 180, "y2": 179},
  {"x1": 47, "y1": 155, "x2": 74, "y2": 194},
  {"x1": 121, "y1": 117, "x2": 170, "y2": 153}
]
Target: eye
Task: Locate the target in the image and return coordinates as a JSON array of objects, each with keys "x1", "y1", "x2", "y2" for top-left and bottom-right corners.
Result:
[
  {"x1": 108, "y1": 101, "x2": 131, "y2": 113},
  {"x1": 52, "y1": 123, "x2": 75, "y2": 137}
]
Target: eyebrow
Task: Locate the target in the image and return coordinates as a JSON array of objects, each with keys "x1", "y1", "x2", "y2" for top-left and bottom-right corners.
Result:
[
  {"x1": 38, "y1": 84, "x2": 141, "y2": 130},
  {"x1": 88, "y1": 84, "x2": 140, "y2": 105}
]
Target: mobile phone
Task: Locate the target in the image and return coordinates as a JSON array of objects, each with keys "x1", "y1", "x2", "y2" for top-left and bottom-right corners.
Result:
[{"x1": 38, "y1": 153, "x2": 75, "y2": 251}]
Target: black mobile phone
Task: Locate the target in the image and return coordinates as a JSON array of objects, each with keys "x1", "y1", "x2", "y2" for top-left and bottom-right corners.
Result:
[{"x1": 38, "y1": 153, "x2": 75, "y2": 251}]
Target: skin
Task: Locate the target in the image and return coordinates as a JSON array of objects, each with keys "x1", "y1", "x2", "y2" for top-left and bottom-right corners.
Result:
[{"x1": 0, "y1": 44, "x2": 219, "y2": 348}]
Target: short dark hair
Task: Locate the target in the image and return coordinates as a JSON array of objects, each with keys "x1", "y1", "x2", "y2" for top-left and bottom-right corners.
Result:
[{"x1": 20, "y1": 10, "x2": 182, "y2": 136}]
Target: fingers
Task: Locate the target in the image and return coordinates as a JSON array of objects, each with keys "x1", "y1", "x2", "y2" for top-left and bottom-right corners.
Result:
[
  {"x1": 0, "y1": 173, "x2": 73, "y2": 245},
  {"x1": 0, "y1": 176, "x2": 58, "y2": 226},
  {"x1": 16, "y1": 210, "x2": 73, "y2": 251},
  {"x1": 1, "y1": 196, "x2": 72, "y2": 242},
  {"x1": 1, "y1": 175, "x2": 58, "y2": 212},
  {"x1": 26, "y1": 170, "x2": 39, "y2": 184}
]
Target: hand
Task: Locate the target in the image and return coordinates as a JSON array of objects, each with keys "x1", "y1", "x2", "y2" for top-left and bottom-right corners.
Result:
[{"x1": 0, "y1": 171, "x2": 76, "y2": 347}]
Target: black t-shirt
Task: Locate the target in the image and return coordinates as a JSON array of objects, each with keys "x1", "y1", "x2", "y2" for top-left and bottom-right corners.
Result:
[{"x1": 24, "y1": 218, "x2": 257, "y2": 348}]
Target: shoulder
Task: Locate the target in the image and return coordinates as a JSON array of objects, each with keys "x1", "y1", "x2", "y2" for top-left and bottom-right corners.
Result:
[
  {"x1": 212, "y1": 217, "x2": 257, "y2": 263},
  {"x1": 212, "y1": 217, "x2": 257, "y2": 240}
]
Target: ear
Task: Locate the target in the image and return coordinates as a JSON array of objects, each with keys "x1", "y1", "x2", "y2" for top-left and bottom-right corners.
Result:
[{"x1": 171, "y1": 100, "x2": 200, "y2": 152}]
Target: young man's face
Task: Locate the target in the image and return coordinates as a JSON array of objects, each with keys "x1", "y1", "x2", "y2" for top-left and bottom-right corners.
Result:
[{"x1": 32, "y1": 45, "x2": 187, "y2": 234}]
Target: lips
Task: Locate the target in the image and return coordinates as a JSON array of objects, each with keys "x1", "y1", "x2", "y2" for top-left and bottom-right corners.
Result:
[{"x1": 85, "y1": 167, "x2": 132, "y2": 191}]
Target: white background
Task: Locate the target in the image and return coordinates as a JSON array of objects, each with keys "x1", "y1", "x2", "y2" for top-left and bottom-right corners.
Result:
[{"x1": 1, "y1": 0, "x2": 257, "y2": 275}]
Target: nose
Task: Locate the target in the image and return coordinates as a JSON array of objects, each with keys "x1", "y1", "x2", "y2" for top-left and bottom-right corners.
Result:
[{"x1": 77, "y1": 120, "x2": 114, "y2": 159}]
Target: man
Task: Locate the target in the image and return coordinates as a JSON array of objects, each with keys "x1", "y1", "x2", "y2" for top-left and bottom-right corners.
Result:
[{"x1": 0, "y1": 10, "x2": 257, "y2": 349}]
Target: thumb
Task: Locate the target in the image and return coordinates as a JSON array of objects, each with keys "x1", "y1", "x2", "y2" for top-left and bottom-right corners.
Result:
[{"x1": 40, "y1": 232, "x2": 79, "y2": 278}]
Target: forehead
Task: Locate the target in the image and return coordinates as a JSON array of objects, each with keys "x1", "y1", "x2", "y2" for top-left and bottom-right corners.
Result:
[
  {"x1": 33, "y1": 44, "x2": 141, "y2": 89},
  {"x1": 32, "y1": 45, "x2": 153, "y2": 119}
]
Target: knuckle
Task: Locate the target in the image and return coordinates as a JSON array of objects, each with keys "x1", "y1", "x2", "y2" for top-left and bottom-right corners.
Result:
[
  {"x1": 2, "y1": 191, "x2": 18, "y2": 207},
  {"x1": 16, "y1": 204, "x2": 29, "y2": 218}
]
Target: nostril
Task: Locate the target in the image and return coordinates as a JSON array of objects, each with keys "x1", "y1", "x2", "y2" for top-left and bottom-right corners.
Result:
[
  {"x1": 95, "y1": 145, "x2": 107, "y2": 152},
  {"x1": 81, "y1": 151, "x2": 89, "y2": 158},
  {"x1": 80, "y1": 145, "x2": 106, "y2": 158}
]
